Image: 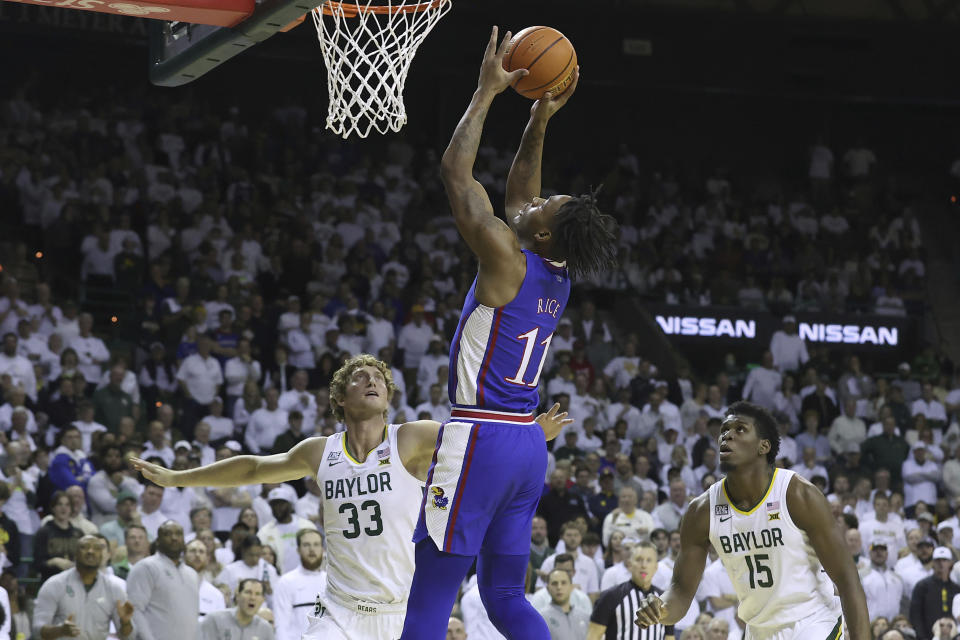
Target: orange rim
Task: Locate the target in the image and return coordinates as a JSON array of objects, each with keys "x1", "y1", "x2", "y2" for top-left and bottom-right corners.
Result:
[{"x1": 318, "y1": 0, "x2": 446, "y2": 16}]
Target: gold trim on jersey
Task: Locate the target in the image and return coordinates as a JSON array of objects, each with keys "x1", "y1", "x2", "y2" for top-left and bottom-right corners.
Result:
[
  {"x1": 722, "y1": 468, "x2": 779, "y2": 515},
  {"x1": 342, "y1": 426, "x2": 388, "y2": 465}
]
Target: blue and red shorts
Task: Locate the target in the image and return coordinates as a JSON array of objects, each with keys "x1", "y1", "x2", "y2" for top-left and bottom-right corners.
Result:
[{"x1": 412, "y1": 407, "x2": 548, "y2": 557}]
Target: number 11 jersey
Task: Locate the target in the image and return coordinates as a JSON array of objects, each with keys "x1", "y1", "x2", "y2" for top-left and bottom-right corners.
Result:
[
  {"x1": 448, "y1": 249, "x2": 570, "y2": 412},
  {"x1": 315, "y1": 424, "x2": 422, "y2": 607},
  {"x1": 707, "y1": 468, "x2": 841, "y2": 629}
]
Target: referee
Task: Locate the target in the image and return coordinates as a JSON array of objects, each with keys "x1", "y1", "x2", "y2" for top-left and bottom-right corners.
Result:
[{"x1": 588, "y1": 541, "x2": 675, "y2": 640}]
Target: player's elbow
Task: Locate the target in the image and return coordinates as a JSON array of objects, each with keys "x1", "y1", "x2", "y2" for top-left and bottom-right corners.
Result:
[{"x1": 439, "y1": 155, "x2": 472, "y2": 185}]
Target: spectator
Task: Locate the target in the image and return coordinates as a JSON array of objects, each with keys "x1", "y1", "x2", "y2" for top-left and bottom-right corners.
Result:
[
  {"x1": 828, "y1": 398, "x2": 868, "y2": 456},
  {"x1": 272, "y1": 529, "x2": 326, "y2": 640},
  {"x1": 92, "y1": 363, "x2": 135, "y2": 433},
  {"x1": 277, "y1": 370, "x2": 317, "y2": 433},
  {"x1": 602, "y1": 486, "x2": 655, "y2": 547},
  {"x1": 176, "y1": 334, "x2": 224, "y2": 441},
  {"x1": 861, "y1": 540, "x2": 904, "y2": 622},
  {"x1": 199, "y1": 578, "x2": 274, "y2": 640},
  {"x1": 70, "y1": 400, "x2": 108, "y2": 454},
  {"x1": 789, "y1": 448, "x2": 827, "y2": 484},
  {"x1": 894, "y1": 363, "x2": 923, "y2": 404},
  {"x1": 216, "y1": 534, "x2": 279, "y2": 600},
  {"x1": 256, "y1": 484, "x2": 317, "y2": 575},
  {"x1": 537, "y1": 470, "x2": 590, "y2": 547},
  {"x1": 223, "y1": 337, "x2": 261, "y2": 409},
  {"x1": 69, "y1": 313, "x2": 110, "y2": 392},
  {"x1": 141, "y1": 420, "x2": 175, "y2": 467},
  {"x1": 33, "y1": 534, "x2": 135, "y2": 639},
  {"x1": 652, "y1": 478, "x2": 689, "y2": 532},
  {"x1": 414, "y1": 383, "x2": 450, "y2": 420},
  {"x1": 285, "y1": 312, "x2": 316, "y2": 370},
  {"x1": 529, "y1": 515, "x2": 554, "y2": 574},
  {"x1": 903, "y1": 443, "x2": 940, "y2": 511},
  {"x1": 112, "y1": 524, "x2": 150, "y2": 580},
  {"x1": 538, "y1": 523, "x2": 601, "y2": 599},
  {"x1": 397, "y1": 304, "x2": 433, "y2": 384},
  {"x1": 912, "y1": 383, "x2": 948, "y2": 430},
  {"x1": 910, "y1": 547, "x2": 960, "y2": 640},
  {"x1": 741, "y1": 351, "x2": 781, "y2": 410},
  {"x1": 34, "y1": 491, "x2": 83, "y2": 582},
  {"x1": 862, "y1": 417, "x2": 910, "y2": 487},
  {"x1": 48, "y1": 425, "x2": 94, "y2": 491},
  {"x1": 99, "y1": 490, "x2": 140, "y2": 548},
  {"x1": 138, "y1": 482, "x2": 170, "y2": 540},
  {"x1": 801, "y1": 377, "x2": 840, "y2": 429},
  {"x1": 127, "y1": 521, "x2": 200, "y2": 640},
  {"x1": 535, "y1": 568, "x2": 590, "y2": 640},
  {"x1": 185, "y1": 537, "x2": 228, "y2": 619},
  {"x1": 245, "y1": 387, "x2": 288, "y2": 454},
  {"x1": 139, "y1": 342, "x2": 178, "y2": 413},
  {"x1": 415, "y1": 335, "x2": 447, "y2": 399},
  {"x1": 769, "y1": 316, "x2": 809, "y2": 373},
  {"x1": 0, "y1": 334, "x2": 36, "y2": 403},
  {"x1": 858, "y1": 494, "x2": 905, "y2": 557}
]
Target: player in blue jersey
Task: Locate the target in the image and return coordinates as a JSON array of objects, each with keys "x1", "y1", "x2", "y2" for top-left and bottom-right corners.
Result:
[{"x1": 399, "y1": 27, "x2": 619, "y2": 640}]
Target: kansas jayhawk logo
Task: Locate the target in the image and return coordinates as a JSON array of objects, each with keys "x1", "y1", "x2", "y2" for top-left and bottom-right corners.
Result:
[{"x1": 431, "y1": 486, "x2": 449, "y2": 510}]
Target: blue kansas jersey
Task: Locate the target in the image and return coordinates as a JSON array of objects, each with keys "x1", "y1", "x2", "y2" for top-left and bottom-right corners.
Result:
[{"x1": 447, "y1": 249, "x2": 570, "y2": 413}]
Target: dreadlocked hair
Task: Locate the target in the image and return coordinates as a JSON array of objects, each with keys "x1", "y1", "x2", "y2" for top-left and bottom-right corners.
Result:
[{"x1": 552, "y1": 187, "x2": 619, "y2": 280}]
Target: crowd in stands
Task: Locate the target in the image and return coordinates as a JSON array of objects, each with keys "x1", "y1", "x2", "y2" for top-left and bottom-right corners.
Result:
[{"x1": 0, "y1": 79, "x2": 956, "y2": 640}]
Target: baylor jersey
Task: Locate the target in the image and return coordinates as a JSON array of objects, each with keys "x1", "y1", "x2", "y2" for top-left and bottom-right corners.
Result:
[
  {"x1": 315, "y1": 424, "x2": 422, "y2": 607},
  {"x1": 707, "y1": 468, "x2": 840, "y2": 629}
]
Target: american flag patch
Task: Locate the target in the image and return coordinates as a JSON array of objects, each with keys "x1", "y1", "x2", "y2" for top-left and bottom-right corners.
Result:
[
  {"x1": 766, "y1": 501, "x2": 780, "y2": 510},
  {"x1": 378, "y1": 446, "x2": 391, "y2": 459}
]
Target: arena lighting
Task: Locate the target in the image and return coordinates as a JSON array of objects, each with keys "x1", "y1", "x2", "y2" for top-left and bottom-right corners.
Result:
[
  {"x1": 34, "y1": 251, "x2": 43, "y2": 259},
  {"x1": 111, "y1": 316, "x2": 118, "y2": 323}
]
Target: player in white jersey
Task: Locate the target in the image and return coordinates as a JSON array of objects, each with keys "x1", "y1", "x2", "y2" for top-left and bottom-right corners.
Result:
[
  {"x1": 132, "y1": 354, "x2": 569, "y2": 640},
  {"x1": 634, "y1": 401, "x2": 870, "y2": 640}
]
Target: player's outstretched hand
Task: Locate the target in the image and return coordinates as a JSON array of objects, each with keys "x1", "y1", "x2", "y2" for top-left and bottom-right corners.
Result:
[
  {"x1": 634, "y1": 593, "x2": 667, "y2": 629},
  {"x1": 531, "y1": 65, "x2": 579, "y2": 121},
  {"x1": 129, "y1": 457, "x2": 178, "y2": 487},
  {"x1": 477, "y1": 26, "x2": 528, "y2": 95},
  {"x1": 536, "y1": 402, "x2": 573, "y2": 441}
]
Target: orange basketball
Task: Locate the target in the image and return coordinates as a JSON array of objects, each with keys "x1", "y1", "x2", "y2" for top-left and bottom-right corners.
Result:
[{"x1": 502, "y1": 26, "x2": 577, "y2": 100}]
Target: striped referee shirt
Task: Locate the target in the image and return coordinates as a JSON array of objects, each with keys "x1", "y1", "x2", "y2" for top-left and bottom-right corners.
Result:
[{"x1": 590, "y1": 580, "x2": 674, "y2": 640}]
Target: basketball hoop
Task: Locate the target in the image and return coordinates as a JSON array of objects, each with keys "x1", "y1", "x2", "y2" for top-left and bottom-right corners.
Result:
[{"x1": 312, "y1": 0, "x2": 452, "y2": 139}]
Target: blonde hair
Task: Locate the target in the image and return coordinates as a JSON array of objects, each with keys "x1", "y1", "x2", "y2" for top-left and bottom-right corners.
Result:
[{"x1": 329, "y1": 354, "x2": 398, "y2": 422}]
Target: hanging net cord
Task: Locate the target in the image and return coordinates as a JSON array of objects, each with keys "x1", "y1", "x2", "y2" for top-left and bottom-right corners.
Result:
[{"x1": 312, "y1": 0, "x2": 452, "y2": 139}]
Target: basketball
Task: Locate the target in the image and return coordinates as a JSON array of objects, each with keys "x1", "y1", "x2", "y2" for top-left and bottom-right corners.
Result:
[{"x1": 502, "y1": 26, "x2": 577, "y2": 100}]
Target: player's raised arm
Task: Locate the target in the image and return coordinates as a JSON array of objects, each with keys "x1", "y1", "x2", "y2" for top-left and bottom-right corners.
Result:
[
  {"x1": 788, "y1": 474, "x2": 871, "y2": 640},
  {"x1": 504, "y1": 67, "x2": 579, "y2": 219},
  {"x1": 130, "y1": 437, "x2": 325, "y2": 488},
  {"x1": 440, "y1": 27, "x2": 528, "y2": 273},
  {"x1": 635, "y1": 493, "x2": 710, "y2": 629}
]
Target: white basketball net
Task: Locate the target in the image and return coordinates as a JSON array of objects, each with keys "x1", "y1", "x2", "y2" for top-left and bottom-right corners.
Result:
[{"x1": 312, "y1": 0, "x2": 452, "y2": 139}]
